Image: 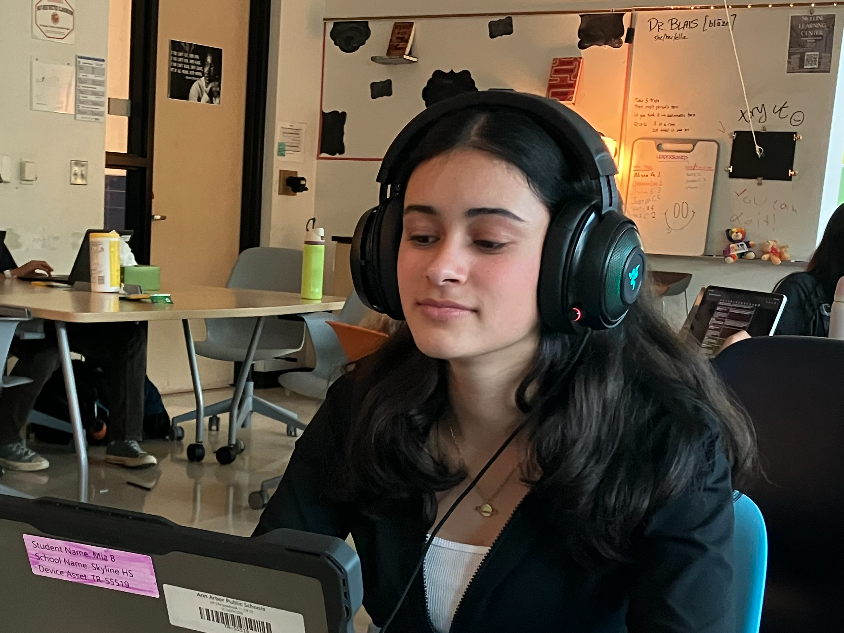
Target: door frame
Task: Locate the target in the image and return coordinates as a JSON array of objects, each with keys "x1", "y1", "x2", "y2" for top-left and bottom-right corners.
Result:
[
  {"x1": 105, "y1": 0, "x2": 160, "y2": 264},
  {"x1": 239, "y1": 0, "x2": 272, "y2": 252}
]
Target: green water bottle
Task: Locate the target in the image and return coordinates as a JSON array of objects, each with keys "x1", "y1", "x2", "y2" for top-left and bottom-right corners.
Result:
[{"x1": 301, "y1": 217, "x2": 325, "y2": 300}]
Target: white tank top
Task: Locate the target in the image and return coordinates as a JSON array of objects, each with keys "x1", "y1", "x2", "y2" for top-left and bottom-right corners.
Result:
[{"x1": 423, "y1": 536, "x2": 491, "y2": 633}]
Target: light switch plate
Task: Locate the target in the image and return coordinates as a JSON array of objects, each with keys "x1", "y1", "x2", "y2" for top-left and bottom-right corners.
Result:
[
  {"x1": 0, "y1": 155, "x2": 12, "y2": 183},
  {"x1": 20, "y1": 160, "x2": 37, "y2": 182},
  {"x1": 70, "y1": 160, "x2": 88, "y2": 185}
]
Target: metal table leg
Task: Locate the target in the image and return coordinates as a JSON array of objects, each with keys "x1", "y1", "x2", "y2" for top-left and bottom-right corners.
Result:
[
  {"x1": 182, "y1": 320, "x2": 207, "y2": 462},
  {"x1": 55, "y1": 322, "x2": 89, "y2": 503},
  {"x1": 219, "y1": 316, "x2": 265, "y2": 463}
]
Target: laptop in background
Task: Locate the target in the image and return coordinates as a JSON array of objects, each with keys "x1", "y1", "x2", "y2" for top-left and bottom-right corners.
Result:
[
  {"x1": 15, "y1": 229, "x2": 133, "y2": 284},
  {"x1": 0, "y1": 495, "x2": 362, "y2": 632},
  {"x1": 682, "y1": 285, "x2": 787, "y2": 357}
]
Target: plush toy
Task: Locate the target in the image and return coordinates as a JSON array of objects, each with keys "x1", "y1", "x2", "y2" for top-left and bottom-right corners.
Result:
[
  {"x1": 761, "y1": 240, "x2": 791, "y2": 265},
  {"x1": 723, "y1": 227, "x2": 756, "y2": 263}
]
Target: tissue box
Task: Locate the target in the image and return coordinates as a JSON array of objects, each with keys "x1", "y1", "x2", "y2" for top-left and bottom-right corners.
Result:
[{"x1": 122, "y1": 266, "x2": 161, "y2": 292}]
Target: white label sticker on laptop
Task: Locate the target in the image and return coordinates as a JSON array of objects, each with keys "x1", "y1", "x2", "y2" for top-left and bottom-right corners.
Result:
[{"x1": 163, "y1": 584, "x2": 305, "y2": 633}]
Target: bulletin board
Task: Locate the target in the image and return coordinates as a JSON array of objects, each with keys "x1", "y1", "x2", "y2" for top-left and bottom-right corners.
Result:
[
  {"x1": 320, "y1": 13, "x2": 632, "y2": 160},
  {"x1": 623, "y1": 6, "x2": 844, "y2": 258}
]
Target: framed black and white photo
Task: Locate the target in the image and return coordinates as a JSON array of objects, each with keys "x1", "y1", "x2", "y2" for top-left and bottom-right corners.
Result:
[{"x1": 168, "y1": 40, "x2": 223, "y2": 104}]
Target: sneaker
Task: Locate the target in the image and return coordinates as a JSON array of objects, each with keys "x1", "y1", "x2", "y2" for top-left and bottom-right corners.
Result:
[
  {"x1": 105, "y1": 440, "x2": 157, "y2": 468},
  {"x1": 0, "y1": 442, "x2": 49, "y2": 472}
]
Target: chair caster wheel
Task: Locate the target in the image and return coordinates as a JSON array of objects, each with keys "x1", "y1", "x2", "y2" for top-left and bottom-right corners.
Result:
[
  {"x1": 248, "y1": 490, "x2": 269, "y2": 510},
  {"x1": 286, "y1": 425, "x2": 299, "y2": 437},
  {"x1": 168, "y1": 426, "x2": 185, "y2": 441},
  {"x1": 187, "y1": 443, "x2": 205, "y2": 462},
  {"x1": 216, "y1": 445, "x2": 237, "y2": 465},
  {"x1": 236, "y1": 438, "x2": 246, "y2": 454},
  {"x1": 209, "y1": 415, "x2": 220, "y2": 432}
]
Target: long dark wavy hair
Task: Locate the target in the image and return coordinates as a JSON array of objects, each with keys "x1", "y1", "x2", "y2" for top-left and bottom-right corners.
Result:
[
  {"x1": 341, "y1": 106, "x2": 757, "y2": 562},
  {"x1": 808, "y1": 202, "x2": 844, "y2": 298}
]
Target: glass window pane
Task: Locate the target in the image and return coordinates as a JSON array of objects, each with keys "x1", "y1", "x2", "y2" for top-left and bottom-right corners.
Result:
[
  {"x1": 104, "y1": 168, "x2": 128, "y2": 230},
  {"x1": 106, "y1": 0, "x2": 132, "y2": 154}
]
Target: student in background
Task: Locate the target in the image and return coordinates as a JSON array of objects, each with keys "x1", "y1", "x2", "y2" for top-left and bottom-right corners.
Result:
[
  {"x1": 774, "y1": 203, "x2": 844, "y2": 336},
  {"x1": 255, "y1": 99, "x2": 757, "y2": 632},
  {"x1": 1, "y1": 247, "x2": 156, "y2": 471}
]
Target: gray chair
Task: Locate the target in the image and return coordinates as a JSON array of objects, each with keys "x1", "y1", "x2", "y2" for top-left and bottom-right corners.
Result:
[
  {"x1": 278, "y1": 292, "x2": 369, "y2": 399},
  {"x1": 0, "y1": 308, "x2": 38, "y2": 496},
  {"x1": 249, "y1": 292, "x2": 372, "y2": 510},
  {"x1": 171, "y1": 248, "x2": 309, "y2": 463}
]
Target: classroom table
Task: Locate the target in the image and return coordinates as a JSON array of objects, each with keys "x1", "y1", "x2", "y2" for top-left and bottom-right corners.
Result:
[{"x1": 0, "y1": 279, "x2": 345, "y2": 503}]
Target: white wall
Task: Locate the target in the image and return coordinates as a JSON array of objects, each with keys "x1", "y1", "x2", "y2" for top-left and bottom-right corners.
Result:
[
  {"x1": 263, "y1": 0, "x2": 328, "y2": 252},
  {"x1": 0, "y1": 0, "x2": 110, "y2": 271}
]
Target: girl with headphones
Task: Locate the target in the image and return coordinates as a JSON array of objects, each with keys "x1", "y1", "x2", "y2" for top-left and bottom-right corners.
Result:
[{"x1": 255, "y1": 92, "x2": 756, "y2": 633}]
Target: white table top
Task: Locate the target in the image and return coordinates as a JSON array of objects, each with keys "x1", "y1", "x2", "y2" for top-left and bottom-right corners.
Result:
[{"x1": 0, "y1": 279, "x2": 345, "y2": 323}]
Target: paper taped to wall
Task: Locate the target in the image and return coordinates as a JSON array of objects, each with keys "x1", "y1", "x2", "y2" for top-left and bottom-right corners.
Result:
[{"x1": 31, "y1": 58, "x2": 75, "y2": 114}]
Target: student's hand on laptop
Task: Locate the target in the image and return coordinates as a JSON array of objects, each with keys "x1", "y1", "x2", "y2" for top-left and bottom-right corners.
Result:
[
  {"x1": 10, "y1": 260, "x2": 53, "y2": 278},
  {"x1": 719, "y1": 330, "x2": 751, "y2": 354}
]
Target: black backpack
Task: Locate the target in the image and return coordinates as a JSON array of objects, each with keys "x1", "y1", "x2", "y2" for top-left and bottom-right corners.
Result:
[{"x1": 30, "y1": 361, "x2": 171, "y2": 444}]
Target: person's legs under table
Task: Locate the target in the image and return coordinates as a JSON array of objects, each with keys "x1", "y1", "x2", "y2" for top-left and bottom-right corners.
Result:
[
  {"x1": 0, "y1": 336, "x2": 59, "y2": 472},
  {"x1": 68, "y1": 321, "x2": 156, "y2": 468}
]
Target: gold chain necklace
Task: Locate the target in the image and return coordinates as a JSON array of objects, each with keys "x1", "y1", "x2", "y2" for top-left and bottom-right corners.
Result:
[{"x1": 446, "y1": 419, "x2": 520, "y2": 518}]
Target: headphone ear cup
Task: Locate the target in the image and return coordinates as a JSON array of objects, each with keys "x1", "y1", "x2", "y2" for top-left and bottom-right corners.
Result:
[
  {"x1": 349, "y1": 199, "x2": 405, "y2": 319},
  {"x1": 538, "y1": 197, "x2": 599, "y2": 333},
  {"x1": 577, "y1": 212, "x2": 645, "y2": 329},
  {"x1": 351, "y1": 205, "x2": 380, "y2": 311},
  {"x1": 539, "y1": 203, "x2": 645, "y2": 332},
  {"x1": 376, "y1": 197, "x2": 405, "y2": 320}
]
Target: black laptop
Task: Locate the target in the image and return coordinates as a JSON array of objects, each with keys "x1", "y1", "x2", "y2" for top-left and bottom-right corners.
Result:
[
  {"x1": 0, "y1": 495, "x2": 362, "y2": 632},
  {"x1": 15, "y1": 229, "x2": 133, "y2": 284}
]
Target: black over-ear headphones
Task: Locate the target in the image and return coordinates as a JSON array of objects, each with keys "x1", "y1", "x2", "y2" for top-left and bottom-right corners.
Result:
[{"x1": 351, "y1": 90, "x2": 646, "y2": 334}]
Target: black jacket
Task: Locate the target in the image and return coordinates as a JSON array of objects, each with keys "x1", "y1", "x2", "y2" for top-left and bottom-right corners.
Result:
[
  {"x1": 774, "y1": 272, "x2": 831, "y2": 337},
  {"x1": 254, "y1": 376, "x2": 736, "y2": 633}
]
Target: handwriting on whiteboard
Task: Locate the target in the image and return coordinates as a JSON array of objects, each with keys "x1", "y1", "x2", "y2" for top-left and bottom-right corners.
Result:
[
  {"x1": 632, "y1": 98, "x2": 697, "y2": 134},
  {"x1": 737, "y1": 101, "x2": 805, "y2": 126},
  {"x1": 665, "y1": 202, "x2": 696, "y2": 232},
  {"x1": 647, "y1": 13, "x2": 737, "y2": 41}
]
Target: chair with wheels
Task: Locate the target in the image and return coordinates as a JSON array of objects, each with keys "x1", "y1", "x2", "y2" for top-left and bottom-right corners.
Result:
[
  {"x1": 714, "y1": 336, "x2": 844, "y2": 632},
  {"x1": 171, "y1": 248, "x2": 307, "y2": 464},
  {"x1": 278, "y1": 291, "x2": 369, "y2": 400},
  {"x1": 249, "y1": 297, "x2": 386, "y2": 510}
]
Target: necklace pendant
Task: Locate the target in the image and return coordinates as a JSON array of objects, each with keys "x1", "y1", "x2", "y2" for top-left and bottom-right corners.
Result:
[{"x1": 476, "y1": 503, "x2": 497, "y2": 518}]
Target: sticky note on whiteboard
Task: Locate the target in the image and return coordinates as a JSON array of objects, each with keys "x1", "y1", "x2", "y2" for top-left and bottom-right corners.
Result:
[{"x1": 546, "y1": 57, "x2": 583, "y2": 103}]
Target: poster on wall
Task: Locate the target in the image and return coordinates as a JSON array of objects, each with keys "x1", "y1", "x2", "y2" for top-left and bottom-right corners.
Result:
[
  {"x1": 31, "y1": 58, "x2": 75, "y2": 114},
  {"x1": 277, "y1": 123, "x2": 307, "y2": 162},
  {"x1": 75, "y1": 56, "x2": 107, "y2": 122},
  {"x1": 32, "y1": 0, "x2": 76, "y2": 44},
  {"x1": 787, "y1": 14, "x2": 835, "y2": 73},
  {"x1": 168, "y1": 40, "x2": 223, "y2": 104}
]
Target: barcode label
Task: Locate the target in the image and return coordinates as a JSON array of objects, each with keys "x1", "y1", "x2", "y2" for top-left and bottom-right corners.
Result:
[
  {"x1": 163, "y1": 585, "x2": 305, "y2": 633},
  {"x1": 199, "y1": 607, "x2": 273, "y2": 632},
  {"x1": 805, "y1": 51, "x2": 819, "y2": 69}
]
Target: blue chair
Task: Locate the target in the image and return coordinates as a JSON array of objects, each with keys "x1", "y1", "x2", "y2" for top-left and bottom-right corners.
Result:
[{"x1": 733, "y1": 492, "x2": 767, "y2": 633}]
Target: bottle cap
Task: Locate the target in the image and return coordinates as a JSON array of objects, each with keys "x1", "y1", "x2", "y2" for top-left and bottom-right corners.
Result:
[{"x1": 305, "y1": 218, "x2": 324, "y2": 245}]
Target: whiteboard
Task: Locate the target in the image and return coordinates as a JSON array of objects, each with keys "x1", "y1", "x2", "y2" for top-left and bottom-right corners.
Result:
[
  {"x1": 623, "y1": 7, "x2": 844, "y2": 259},
  {"x1": 321, "y1": 13, "x2": 631, "y2": 159},
  {"x1": 626, "y1": 138, "x2": 718, "y2": 256}
]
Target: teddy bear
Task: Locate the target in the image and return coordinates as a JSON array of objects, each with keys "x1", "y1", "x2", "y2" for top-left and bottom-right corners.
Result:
[
  {"x1": 761, "y1": 240, "x2": 791, "y2": 265},
  {"x1": 723, "y1": 227, "x2": 756, "y2": 263}
]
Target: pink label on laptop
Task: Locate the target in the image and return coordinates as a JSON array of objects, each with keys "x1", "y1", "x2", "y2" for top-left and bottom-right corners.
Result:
[{"x1": 24, "y1": 534, "x2": 159, "y2": 598}]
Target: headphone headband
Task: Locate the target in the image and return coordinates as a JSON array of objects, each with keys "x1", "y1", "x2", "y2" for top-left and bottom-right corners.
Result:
[{"x1": 377, "y1": 91, "x2": 619, "y2": 209}]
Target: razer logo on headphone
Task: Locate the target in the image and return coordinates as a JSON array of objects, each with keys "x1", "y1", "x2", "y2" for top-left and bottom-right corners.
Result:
[{"x1": 628, "y1": 265, "x2": 640, "y2": 291}]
